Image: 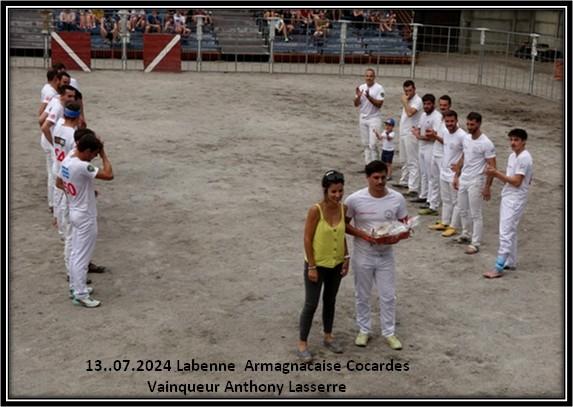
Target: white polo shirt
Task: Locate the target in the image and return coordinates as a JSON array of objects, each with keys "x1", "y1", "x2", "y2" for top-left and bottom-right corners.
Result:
[
  {"x1": 59, "y1": 155, "x2": 99, "y2": 218},
  {"x1": 399, "y1": 94, "x2": 423, "y2": 136},
  {"x1": 501, "y1": 150, "x2": 533, "y2": 201},
  {"x1": 357, "y1": 82, "x2": 385, "y2": 120}
]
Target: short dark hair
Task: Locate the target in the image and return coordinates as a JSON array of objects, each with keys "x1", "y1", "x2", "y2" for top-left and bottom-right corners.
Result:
[
  {"x1": 56, "y1": 71, "x2": 70, "y2": 81},
  {"x1": 58, "y1": 84, "x2": 77, "y2": 96},
  {"x1": 322, "y1": 170, "x2": 344, "y2": 190},
  {"x1": 444, "y1": 110, "x2": 458, "y2": 119},
  {"x1": 365, "y1": 160, "x2": 388, "y2": 176},
  {"x1": 74, "y1": 128, "x2": 95, "y2": 143},
  {"x1": 63, "y1": 101, "x2": 81, "y2": 119},
  {"x1": 46, "y1": 68, "x2": 58, "y2": 82},
  {"x1": 439, "y1": 95, "x2": 452, "y2": 105},
  {"x1": 76, "y1": 130, "x2": 102, "y2": 153},
  {"x1": 422, "y1": 94, "x2": 435, "y2": 103},
  {"x1": 403, "y1": 80, "x2": 415, "y2": 89},
  {"x1": 508, "y1": 128, "x2": 528, "y2": 141},
  {"x1": 467, "y1": 112, "x2": 482, "y2": 123}
]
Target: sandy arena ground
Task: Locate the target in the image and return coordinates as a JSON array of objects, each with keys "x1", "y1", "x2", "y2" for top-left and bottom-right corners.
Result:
[{"x1": 8, "y1": 67, "x2": 564, "y2": 399}]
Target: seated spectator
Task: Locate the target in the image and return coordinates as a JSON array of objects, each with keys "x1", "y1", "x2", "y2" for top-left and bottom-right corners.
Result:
[
  {"x1": 146, "y1": 9, "x2": 162, "y2": 33},
  {"x1": 174, "y1": 10, "x2": 191, "y2": 37},
  {"x1": 350, "y1": 9, "x2": 365, "y2": 29},
  {"x1": 265, "y1": 10, "x2": 290, "y2": 42},
  {"x1": 293, "y1": 9, "x2": 313, "y2": 35},
  {"x1": 313, "y1": 10, "x2": 330, "y2": 38},
  {"x1": 380, "y1": 10, "x2": 397, "y2": 33},
  {"x1": 163, "y1": 12, "x2": 175, "y2": 34},
  {"x1": 193, "y1": 9, "x2": 213, "y2": 26},
  {"x1": 79, "y1": 9, "x2": 95, "y2": 30},
  {"x1": 59, "y1": 9, "x2": 78, "y2": 31},
  {"x1": 99, "y1": 13, "x2": 119, "y2": 44},
  {"x1": 128, "y1": 9, "x2": 147, "y2": 32}
]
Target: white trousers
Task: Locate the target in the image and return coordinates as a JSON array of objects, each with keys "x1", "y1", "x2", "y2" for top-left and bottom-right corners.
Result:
[
  {"x1": 54, "y1": 189, "x2": 72, "y2": 276},
  {"x1": 41, "y1": 134, "x2": 54, "y2": 208},
  {"x1": 439, "y1": 178, "x2": 460, "y2": 228},
  {"x1": 428, "y1": 154, "x2": 443, "y2": 210},
  {"x1": 497, "y1": 197, "x2": 527, "y2": 267},
  {"x1": 69, "y1": 212, "x2": 97, "y2": 299},
  {"x1": 398, "y1": 134, "x2": 409, "y2": 186},
  {"x1": 399, "y1": 134, "x2": 419, "y2": 192},
  {"x1": 359, "y1": 116, "x2": 382, "y2": 164},
  {"x1": 458, "y1": 176, "x2": 485, "y2": 247},
  {"x1": 417, "y1": 142, "x2": 433, "y2": 199},
  {"x1": 352, "y1": 250, "x2": 396, "y2": 337}
]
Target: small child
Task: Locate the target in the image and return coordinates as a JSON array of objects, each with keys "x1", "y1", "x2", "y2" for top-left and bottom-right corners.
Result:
[{"x1": 374, "y1": 118, "x2": 396, "y2": 180}]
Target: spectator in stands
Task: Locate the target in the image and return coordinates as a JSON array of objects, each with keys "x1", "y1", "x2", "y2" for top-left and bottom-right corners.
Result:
[
  {"x1": 59, "y1": 9, "x2": 78, "y2": 31},
  {"x1": 174, "y1": 10, "x2": 191, "y2": 37},
  {"x1": 79, "y1": 9, "x2": 95, "y2": 30},
  {"x1": 293, "y1": 9, "x2": 313, "y2": 35},
  {"x1": 146, "y1": 9, "x2": 162, "y2": 33},
  {"x1": 380, "y1": 11, "x2": 397, "y2": 33},
  {"x1": 128, "y1": 9, "x2": 147, "y2": 32},
  {"x1": 163, "y1": 12, "x2": 175, "y2": 34},
  {"x1": 313, "y1": 10, "x2": 330, "y2": 39},
  {"x1": 99, "y1": 13, "x2": 119, "y2": 44},
  {"x1": 193, "y1": 9, "x2": 213, "y2": 27},
  {"x1": 265, "y1": 10, "x2": 290, "y2": 42},
  {"x1": 350, "y1": 9, "x2": 365, "y2": 29}
]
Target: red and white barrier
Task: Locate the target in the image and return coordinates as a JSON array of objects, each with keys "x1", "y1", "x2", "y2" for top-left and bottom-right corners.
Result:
[
  {"x1": 50, "y1": 32, "x2": 91, "y2": 72},
  {"x1": 143, "y1": 34, "x2": 181, "y2": 73}
]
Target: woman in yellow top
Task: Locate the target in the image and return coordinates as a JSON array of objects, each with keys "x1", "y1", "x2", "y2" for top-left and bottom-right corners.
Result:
[{"x1": 297, "y1": 170, "x2": 349, "y2": 362}]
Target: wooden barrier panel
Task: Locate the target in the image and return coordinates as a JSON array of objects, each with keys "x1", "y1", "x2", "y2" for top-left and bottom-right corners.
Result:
[
  {"x1": 554, "y1": 59, "x2": 563, "y2": 80},
  {"x1": 143, "y1": 34, "x2": 181, "y2": 72},
  {"x1": 51, "y1": 32, "x2": 91, "y2": 71}
]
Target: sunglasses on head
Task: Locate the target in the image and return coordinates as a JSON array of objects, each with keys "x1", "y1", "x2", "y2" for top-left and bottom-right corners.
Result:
[{"x1": 324, "y1": 170, "x2": 344, "y2": 183}]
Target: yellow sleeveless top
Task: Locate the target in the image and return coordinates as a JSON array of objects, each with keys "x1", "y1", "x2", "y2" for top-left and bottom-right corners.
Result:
[{"x1": 310, "y1": 203, "x2": 346, "y2": 268}]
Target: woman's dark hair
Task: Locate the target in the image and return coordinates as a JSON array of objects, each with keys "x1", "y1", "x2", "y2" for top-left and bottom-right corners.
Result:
[{"x1": 322, "y1": 170, "x2": 344, "y2": 191}]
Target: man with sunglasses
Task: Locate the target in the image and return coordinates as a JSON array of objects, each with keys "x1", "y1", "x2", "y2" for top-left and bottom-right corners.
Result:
[{"x1": 344, "y1": 160, "x2": 408, "y2": 351}]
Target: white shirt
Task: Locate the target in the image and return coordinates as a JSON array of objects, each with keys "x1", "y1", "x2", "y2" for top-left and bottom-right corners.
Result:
[
  {"x1": 52, "y1": 123, "x2": 77, "y2": 176},
  {"x1": 440, "y1": 127, "x2": 467, "y2": 183},
  {"x1": 399, "y1": 94, "x2": 423, "y2": 136},
  {"x1": 460, "y1": 133, "x2": 496, "y2": 182},
  {"x1": 41, "y1": 83, "x2": 58, "y2": 104},
  {"x1": 380, "y1": 130, "x2": 395, "y2": 151},
  {"x1": 344, "y1": 187, "x2": 408, "y2": 256},
  {"x1": 357, "y1": 82, "x2": 384, "y2": 120},
  {"x1": 70, "y1": 78, "x2": 80, "y2": 91},
  {"x1": 45, "y1": 97, "x2": 64, "y2": 125},
  {"x1": 417, "y1": 109, "x2": 442, "y2": 145},
  {"x1": 59, "y1": 155, "x2": 99, "y2": 218},
  {"x1": 432, "y1": 121, "x2": 447, "y2": 157},
  {"x1": 501, "y1": 150, "x2": 533, "y2": 201}
]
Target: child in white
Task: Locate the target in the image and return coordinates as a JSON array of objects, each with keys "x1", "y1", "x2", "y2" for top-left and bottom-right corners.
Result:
[
  {"x1": 453, "y1": 113, "x2": 496, "y2": 254},
  {"x1": 483, "y1": 129, "x2": 533, "y2": 278},
  {"x1": 374, "y1": 118, "x2": 395, "y2": 180}
]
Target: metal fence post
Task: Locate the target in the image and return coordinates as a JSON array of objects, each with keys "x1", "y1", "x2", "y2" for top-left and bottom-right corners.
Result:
[
  {"x1": 339, "y1": 20, "x2": 348, "y2": 75},
  {"x1": 528, "y1": 33, "x2": 539, "y2": 94},
  {"x1": 196, "y1": 15, "x2": 203, "y2": 72},
  {"x1": 445, "y1": 27, "x2": 451, "y2": 81},
  {"x1": 410, "y1": 23, "x2": 422, "y2": 79},
  {"x1": 268, "y1": 18, "x2": 277, "y2": 74},
  {"x1": 477, "y1": 27, "x2": 488, "y2": 85},
  {"x1": 503, "y1": 32, "x2": 511, "y2": 89},
  {"x1": 118, "y1": 9, "x2": 129, "y2": 71},
  {"x1": 40, "y1": 10, "x2": 52, "y2": 68}
]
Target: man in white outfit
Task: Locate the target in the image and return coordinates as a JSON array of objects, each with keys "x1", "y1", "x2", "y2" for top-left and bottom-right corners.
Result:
[
  {"x1": 483, "y1": 129, "x2": 533, "y2": 278},
  {"x1": 420, "y1": 95, "x2": 451, "y2": 216},
  {"x1": 354, "y1": 68, "x2": 385, "y2": 164},
  {"x1": 57, "y1": 131, "x2": 114, "y2": 307},
  {"x1": 345, "y1": 160, "x2": 408, "y2": 351},
  {"x1": 394, "y1": 80, "x2": 423, "y2": 197},
  {"x1": 411, "y1": 94, "x2": 442, "y2": 206},
  {"x1": 428, "y1": 110, "x2": 467, "y2": 237},
  {"x1": 453, "y1": 112, "x2": 497, "y2": 255}
]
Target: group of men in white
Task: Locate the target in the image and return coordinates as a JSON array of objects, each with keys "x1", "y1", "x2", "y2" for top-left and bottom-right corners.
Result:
[
  {"x1": 355, "y1": 68, "x2": 533, "y2": 278},
  {"x1": 39, "y1": 64, "x2": 113, "y2": 308}
]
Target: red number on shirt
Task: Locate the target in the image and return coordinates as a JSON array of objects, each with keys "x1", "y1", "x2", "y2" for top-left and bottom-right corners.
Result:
[
  {"x1": 63, "y1": 181, "x2": 77, "y2": 196},
  {"x1": 54, "y1": 148, "x2": 66, "y2": 162}
]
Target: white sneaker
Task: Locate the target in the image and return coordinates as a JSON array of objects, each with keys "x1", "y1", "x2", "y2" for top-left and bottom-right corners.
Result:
[
  {"x1": 69, "y1": 287, "x2": 93, "y2": 299},
  {"x1": 72, "y1": 295, "x2": 101, "y2": 308}
]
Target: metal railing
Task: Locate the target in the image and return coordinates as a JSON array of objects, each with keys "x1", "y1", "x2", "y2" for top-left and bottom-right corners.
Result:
[{"x1": 10, "y1": 12, "x2": 564, "y2": 101}]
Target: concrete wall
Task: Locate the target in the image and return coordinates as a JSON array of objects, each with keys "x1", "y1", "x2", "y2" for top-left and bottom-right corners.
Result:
[{"x1": 458, "y1": 9, "x2": 563, "y2": 53}]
